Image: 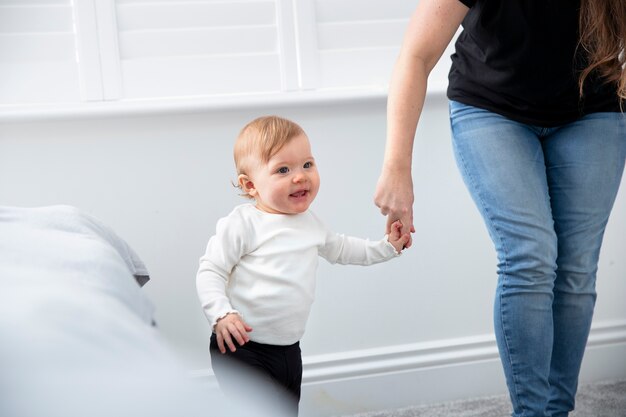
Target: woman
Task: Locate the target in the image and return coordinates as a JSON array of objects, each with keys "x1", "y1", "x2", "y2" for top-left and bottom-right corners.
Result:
[{"x1": 374, "y1": 1, "x2": 625, "y2": 416}]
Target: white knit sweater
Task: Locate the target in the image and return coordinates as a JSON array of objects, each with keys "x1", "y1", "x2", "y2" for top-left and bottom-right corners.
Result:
[{"x1": 196, "y1": 204, "x2": 399, "y2": 345}]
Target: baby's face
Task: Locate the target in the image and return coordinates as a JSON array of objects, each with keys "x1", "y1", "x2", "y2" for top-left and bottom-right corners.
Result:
[{"x1": 247, "y1": 133, "x2": 320, "y2": 215}]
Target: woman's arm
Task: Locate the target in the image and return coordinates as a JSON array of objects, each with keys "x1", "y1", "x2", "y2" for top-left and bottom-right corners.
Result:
[{"x1": 374, "y1": 0, "x2": 469, "y2": 247}]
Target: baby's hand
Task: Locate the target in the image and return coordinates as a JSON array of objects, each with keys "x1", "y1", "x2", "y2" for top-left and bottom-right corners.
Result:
[
  {"x1": 388, "y1": 220, "x2": 411, "y2": 253},
  {"x1": 214, "y1": 313, "x2": 253, "y2": 354}
]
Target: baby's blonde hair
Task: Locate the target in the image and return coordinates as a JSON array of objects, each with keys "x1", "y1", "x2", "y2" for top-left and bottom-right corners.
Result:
[{"x1": 233, "y1": 115, "x2": 305, "y2": 198}]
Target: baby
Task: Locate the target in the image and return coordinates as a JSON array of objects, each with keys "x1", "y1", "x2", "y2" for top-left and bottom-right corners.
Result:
[{"x1": 196, "y1": 116, "x2": 408, "y2": 416}]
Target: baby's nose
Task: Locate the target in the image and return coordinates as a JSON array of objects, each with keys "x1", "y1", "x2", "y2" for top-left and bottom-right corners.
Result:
[{"x1": 293, "y1": 172, "x2": 308, "y2": 182}]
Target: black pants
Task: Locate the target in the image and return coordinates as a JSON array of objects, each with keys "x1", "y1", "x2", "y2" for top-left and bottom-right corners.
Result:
[{"x1": 210, "y1": 333, "x2": 302, "y2": 417}]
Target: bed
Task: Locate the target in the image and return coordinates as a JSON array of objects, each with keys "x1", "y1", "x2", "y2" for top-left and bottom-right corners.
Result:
[{"x1": 0, "y1": 205, "x2": 222, "y2": 417}]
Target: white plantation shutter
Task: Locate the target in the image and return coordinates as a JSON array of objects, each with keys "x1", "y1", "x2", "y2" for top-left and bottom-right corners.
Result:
[
  {"x1": 302, "y1": 0, "x2": 457, "y2": 92},
  {"x1": 305, "y1": 0, "x2": 411, "y2": 90},
  {"x1": 1, "y1": 0, "x2": 453, "y2": 110},
  {"x1": 115, "y1": 0, "x2": 286, "y2": 99},
  {"x1": 0, "y1": 0, "x2": 81, "y2": 104}
]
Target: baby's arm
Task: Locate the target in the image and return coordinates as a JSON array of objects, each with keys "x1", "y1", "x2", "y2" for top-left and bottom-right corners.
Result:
[
  {"x1": 197, "y1": 211, "x2": 253, "y2": 353},
  {"x1": 214, "y1": 312, "x2": 253, "y2": 354},
  {"x1": 388, "y1": 220, "x2": 411, "y2": 253},
  {"x1": 319, "y1": 219, "x2": 408, "y2": 266}
]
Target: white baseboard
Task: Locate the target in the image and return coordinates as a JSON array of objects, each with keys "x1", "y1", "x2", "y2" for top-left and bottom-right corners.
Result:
[{"x1": 192, "y1": 320, "x2": 626, "y2": 417}]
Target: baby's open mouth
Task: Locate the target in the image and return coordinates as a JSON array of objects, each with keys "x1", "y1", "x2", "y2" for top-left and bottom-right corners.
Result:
[{"x1": 290, "y1": 190, "x2": 308, "y2": 198}]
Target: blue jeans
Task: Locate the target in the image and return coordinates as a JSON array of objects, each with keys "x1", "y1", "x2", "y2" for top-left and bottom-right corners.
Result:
[{"x1": 449, "y1": 100, "x2": 626, "y2": 417}]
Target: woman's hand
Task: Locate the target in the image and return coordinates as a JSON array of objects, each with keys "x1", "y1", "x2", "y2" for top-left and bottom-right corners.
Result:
[{"x1": 374, "y1": 166, "x2": 415, "y2": 248}]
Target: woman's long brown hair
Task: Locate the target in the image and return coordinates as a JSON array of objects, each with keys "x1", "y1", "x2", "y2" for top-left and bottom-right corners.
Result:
[{"x1": 578, "y1": 0, "x2": 626, "y2": 101}]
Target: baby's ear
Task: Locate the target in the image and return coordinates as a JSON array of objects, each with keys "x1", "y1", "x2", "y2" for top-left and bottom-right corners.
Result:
[{"x1": 238, "y1": 174, "x2": 256, "y2": 197}]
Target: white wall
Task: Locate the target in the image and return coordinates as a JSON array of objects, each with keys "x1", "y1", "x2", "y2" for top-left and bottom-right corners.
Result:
[{"x1": 1, "y1": 95, "x2": 625, "y2": 416}]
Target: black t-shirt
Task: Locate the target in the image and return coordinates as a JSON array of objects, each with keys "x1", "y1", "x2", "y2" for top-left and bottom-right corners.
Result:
[{"x1": 447, "y1": 0, "x2": 621, "y2": 127}]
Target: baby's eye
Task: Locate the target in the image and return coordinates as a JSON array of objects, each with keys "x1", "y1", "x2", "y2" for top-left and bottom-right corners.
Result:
[
  {"x1": 277, "y1": 167, "x2": 290, "y2": 174},
  {"x1": 303, "y1": 161, "x2": 314, "y2": 168}
]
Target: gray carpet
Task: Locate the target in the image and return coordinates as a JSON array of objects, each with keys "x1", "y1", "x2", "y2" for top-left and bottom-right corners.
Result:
[{"x1": 345, "y1": 379, "x2": 626, "y2": 417}]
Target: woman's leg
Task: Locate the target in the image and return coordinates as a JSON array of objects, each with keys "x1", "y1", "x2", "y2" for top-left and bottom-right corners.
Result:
[
  {"x1": 542, "y1": 112, "x2": 626, "y2": 417},
  {"x1": 450, "y1": 101, "x2": 626, "y2": 416},
  {"x1": 450, "y1": 100, "x2": 558, "y2": 416}
]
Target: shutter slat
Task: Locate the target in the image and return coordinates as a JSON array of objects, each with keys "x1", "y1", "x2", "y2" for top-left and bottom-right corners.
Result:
[
  {"x1": 119, "y1": 26, "x2": 277, "y2": 59},
  {"x1": 117, "y1": 1, "x2": 275, "y2": 30},
  {"x1": 0, "y1": 5, "x2": 73, "y2": 32},
  {"x1": 315, "y1": 0, "x2": 414, "y2": 23},
  {"x1": 317, "y1": 20, "x2": 406, "y2": 51},
  {"x1": 121, "y1": 54, "x2": 282, "y2": 98}
]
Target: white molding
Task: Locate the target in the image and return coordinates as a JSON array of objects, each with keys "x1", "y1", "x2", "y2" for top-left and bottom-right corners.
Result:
[
  {"x1": 585, "y1": 319, "x2": 626, "y2": 347},
  {"x1": 189, "y1": 320, "x2": 626, "y2": 382},
  {"x1": 302, "y1": 319, "x2": 626, "y2": 385},
  {"x1": 189, "y1": 320, "x2": 626, "y2": 416},
  {"x1": 302, "y1": 334, "x2": 498, "y2": 384},
  {"x1": 0, "y1": 87, "x2": 392, "y2": 122},
  {"x1": 0, "y1": 84, "x2": 451, "y2": 123}
]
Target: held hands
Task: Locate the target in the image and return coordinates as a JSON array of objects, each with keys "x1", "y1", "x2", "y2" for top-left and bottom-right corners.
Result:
[
  {"x1": 388, "y1": 220, "x2": 411, "y2": 253},
  {"x1": 374, "y1": 167, "x2": 415, "y2": 248},
  {"x1": 214, "y1": 312, "x2": 253, "y2": 354}
]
